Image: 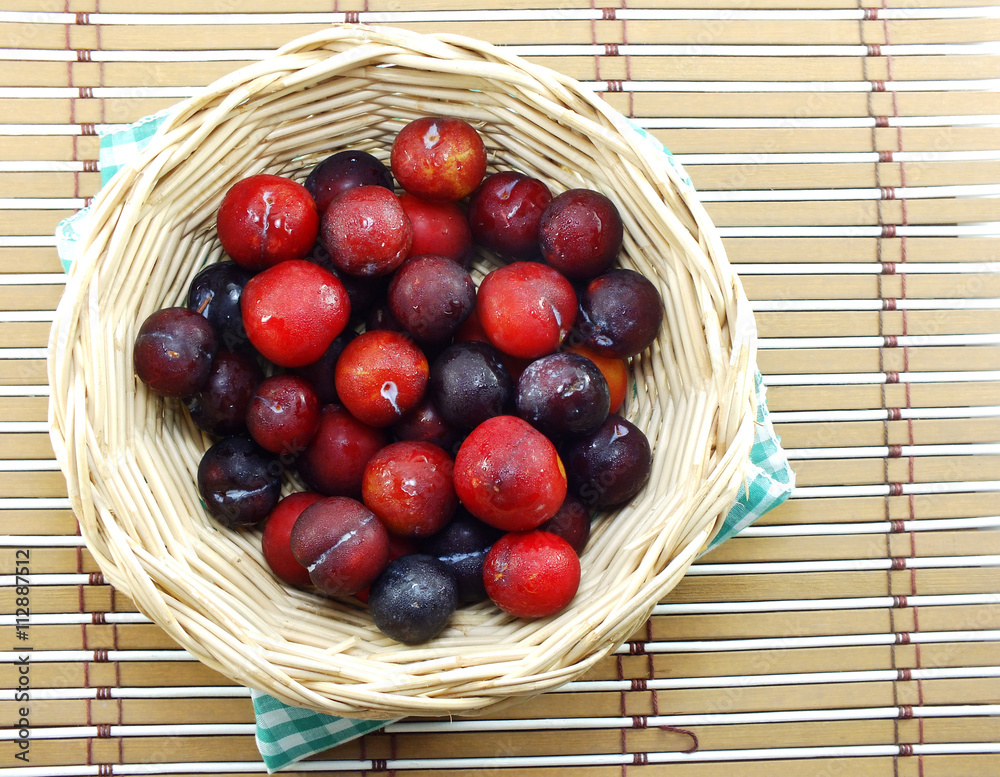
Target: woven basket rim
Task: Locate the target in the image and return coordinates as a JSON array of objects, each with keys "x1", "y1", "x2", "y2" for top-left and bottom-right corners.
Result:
[{"x1": 48, "y1": 23, "x2": 758, "y2": 719}]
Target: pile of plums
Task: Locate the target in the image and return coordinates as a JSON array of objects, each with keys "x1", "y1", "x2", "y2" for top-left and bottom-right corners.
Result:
[{"x1": 132, "y1": 116, "x2": 661, "y2": 644}]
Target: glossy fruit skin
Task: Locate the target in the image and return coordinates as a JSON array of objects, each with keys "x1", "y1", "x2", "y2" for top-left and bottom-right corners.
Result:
[
  {"x1": 197, "y1": 436, "x2": 281, "y2": 528},
  {"x1": 428, "y1": 341, "x2": 514, "y2": 431},
  {"x1": 261, "y1": 491, "x2": 322, "y2": 587},
  {"x1": 398, "y1": 193, "x2": 474, "y2": 267},
  {"x1": 390, "y1": 116, "x2": 487, "y2": 202},
  {"x1": 187, "y1": 260, "x2": 254, "y2": 352},
  {"x1": 297, "y1": 404, "x2": 387, "y2": 498},
  {"x1": 217, "y1": 174, "x2": 319, "y2": 272},
  {"x1": 368, "y1": 554, "x2": 459, "y2": 644},
  {"x1": 184, "y1": 349, "x2": 263, "y2": 437},
  {"x1": 538, "y1": 188, "x2": 623, "y2": 280},
  {"x1": 476, "y1": 262, "x2": 578, "y2": 360},
  {"x1": 563, "y1": 343, "x2": 629, "y2": 413},
  {"x1": 467, "y1": 171, "x2": 552, "y2": 262},
  {"x1": 515, "y1": 352, "x2": 611, "y2": 438},
  {"x1": 453, "y1": 415, "x2": 567, "y2": 532},
  {"x1": 290, "y1": 496, "x2": 390, "y2": 597},
  {"x1": 575, "y1": 268, "x2": 663, "y2": 359},
  {"x1": 362, "y1": 441, "x2": 457, "y2": 538},
  {"x1": 134, "y1": 306, "x2": 218, "y2": 398},
  {"x1": 334, "y1": 330, "x2": 429, "y2": 428},
  {"x1": 422, "y1": 510, "x2": 503, "y2": 603},
  {"x1": 562, "y1": 414, "x2": 652, "y2": 509},
  {"x1": 387, "y1": 255, "x2": 476, "y2": 346},
  {"x1": 246, "y1": 374, "x2": 322, "y2": 455},
  {"x1": 304, "y1": 150, "x2": 393, "y2": 214},
  {"x1": 537, "y1": 494, "x2": 592, "y2": 555},
  {"x1": 321, "y1": 186, "x2": 413, "y2": 277},
  {"x1": 240, "y1": 259, "x2": 351, "y2": 368},
  {"x1": 483, "y1": 531, "x2": 581, "y2": 619}
]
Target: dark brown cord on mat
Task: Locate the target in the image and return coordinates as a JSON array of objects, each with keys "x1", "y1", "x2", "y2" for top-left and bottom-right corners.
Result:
[{"x1": 860, "y1": 3, "x2": 923, "y2": 775}]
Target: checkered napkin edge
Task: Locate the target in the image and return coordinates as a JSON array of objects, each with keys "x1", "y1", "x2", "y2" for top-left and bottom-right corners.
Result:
[{"x1": 55, "y1": 111, "x2": 794, "y2": 773}]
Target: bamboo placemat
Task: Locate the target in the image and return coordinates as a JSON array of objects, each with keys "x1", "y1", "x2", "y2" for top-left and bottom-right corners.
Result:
[{"x1": 2, "y1": 2, "x2": 999, "y2": 775}]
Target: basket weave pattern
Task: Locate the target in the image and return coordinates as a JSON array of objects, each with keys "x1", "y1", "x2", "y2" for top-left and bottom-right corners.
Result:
[{"x1": 48, "y1": 25, "x2": 757, "y2": 718}]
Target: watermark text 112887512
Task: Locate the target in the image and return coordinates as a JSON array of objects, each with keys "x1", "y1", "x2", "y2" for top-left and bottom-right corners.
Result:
[{"x1": 12, "y1": 548, "x2": 31, "y2": 763}]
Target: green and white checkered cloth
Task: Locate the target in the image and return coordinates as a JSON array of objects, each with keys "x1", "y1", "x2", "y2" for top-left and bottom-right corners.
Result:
[{"x1": 56, "y1": 111, "x2": 794, "y2": 773}]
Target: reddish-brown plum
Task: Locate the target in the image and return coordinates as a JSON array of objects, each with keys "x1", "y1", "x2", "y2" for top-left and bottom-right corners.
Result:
[
  {"x1": 297, "y1": 404, "x2": 387, "y2": 498},
  {"x1": 334, "y1": 330, "x2": 429, "y2": 427},
  {"x1": 562, "y1": 414, "x2": 652, "y2": 508},
  {"x1": 217, "y1": 174, "x2": 318, "y2": 272},
  {"x1": 261, "y1": 491, "x2": 322, "y2": 587},
  {"x1": 133, "y1": 306, "x2": 217, "y2": 398},
  {"x1": 390, "y1": 116, "x2": 487, "y2": 201},
  {"x1": 387, "y1": 255, "x2": 476, "y2": 345},
  {"x1": 184, "y1": 349, "x2": 263, "y2": 437},
  {"x1": 321, "y1": 185, "x2": 412, "y2": 277},
  {"x1": 575, "y1": 268, "x2": 663, "y2": 358},
  {"x1": 428, "y1": 340, "x2": 514, "y2": 431},
  {"x1": 454, "y1": 415, "x2": 567, "y2": 532},
  {"x1": 515, "y1": 352, "x2": 610, "y2": 438},
  {"x1": 240, "y1": 259, "x2": 350, "y2": 368},
  {"x1": 398, "y1": 193, "x2": 474, "y2": 266},
  {"x1": 476, "y1": 262, "x2": 578, "y2": 360},
  {"x1": 362, "y1": 441, "x2": 457, "y2": 537},
  {"x1": 538, "y1": 188, "x2": 623, "y2": 280},
  {"x1": 304, "y1": 150, "x2": 393, "y2": 214},
  {"x1": 467, "y1": 171, "x2": 552, "y2": 261},
  {"x1": 246, "y1": 374, "x2": 322, "y2": 455},
  {"x1": 197, "y1": 436, "x2": 281, "y2": 528},
  {"x1": 290, "y1": 496, "x2": 390, "y2": 597}
]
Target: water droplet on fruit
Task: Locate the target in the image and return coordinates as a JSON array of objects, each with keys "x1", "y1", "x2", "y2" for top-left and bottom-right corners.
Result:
[
  {"x1": 423, "y1": 124, "x2": 440, "y2": 148},
  {"x1": 380, "y1": 381, "x2": 401, "y2": 414}
]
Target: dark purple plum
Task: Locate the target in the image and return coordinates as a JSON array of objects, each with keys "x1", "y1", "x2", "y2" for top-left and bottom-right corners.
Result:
[
  {"x1": 515, "y1": 352, "x2": 610, "y2": 438},
  {"x1": 390, "y1": 396, "x2": 464, "y2": 454},
  {"x1": 184, "y1": 349, "x2": 263, "y2": 437},
  {"x1": 561, "y1": 414, "x2": 652, "y2": 509},
  {"x1": 422, "y1": 510, "x2": 502, "y2": 603},
  {"x1": 575, "y1": 269, "x2": 663, "y2": 359},
  {"x1": 428, "y1": 341, "x2": 514, "y2": 431},
  {"x1": 388, "y1": 255, "x2": 476, "y2": 345},
  {"x1": 186, "y1": 260, "x2": 254, "y2": 352},
  {"x1": 537, "y1": 494, "x2": 592, "y2": 555},
  {"x1": 304, "y1": 150, "x2": 393, "y2": 214},
  {"x1": 368, "y1": 554, "x2": 459, "y2": 644},
  {"x1": 292, "y1": 330, "x2": 354, "y2": 405},
  {"x1": 133, "y1": 306, "x2": 217, "y2": 398},
  {"x1": 197, "y1": 435, "x2": 281, "y2": 527}
]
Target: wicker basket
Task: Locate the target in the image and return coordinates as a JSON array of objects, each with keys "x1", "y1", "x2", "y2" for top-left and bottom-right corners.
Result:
[{"x1": 48, "y1": 24, "x2": 757, "y2": 719}]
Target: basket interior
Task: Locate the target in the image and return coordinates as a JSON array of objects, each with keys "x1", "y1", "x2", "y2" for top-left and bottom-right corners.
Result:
[{"x1": 56, "y1": 28, "x2": 751, "y2": 716}]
